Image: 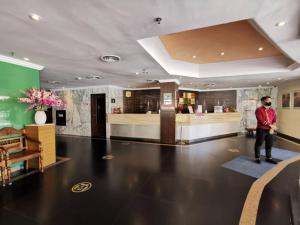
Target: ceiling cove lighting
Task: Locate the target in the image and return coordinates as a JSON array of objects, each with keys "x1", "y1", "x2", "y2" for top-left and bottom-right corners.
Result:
[
  {"x1": 275, "y1": 21, "x2": 286, "y2": 27},
  {"x1": 0, "y1": 54, "x2": 44, "y2": 70},
  {"x1": 29, "y1": 13, "x2": 41, "y2": 21}
]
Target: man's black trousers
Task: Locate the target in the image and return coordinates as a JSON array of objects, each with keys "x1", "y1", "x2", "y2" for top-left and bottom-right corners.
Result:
[{"x1": 254, "y1": 128, "x2": 274, "y2": 159}]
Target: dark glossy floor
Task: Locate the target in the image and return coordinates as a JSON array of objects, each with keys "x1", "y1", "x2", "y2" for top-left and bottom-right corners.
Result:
[{"x1": 0, "y1": 135, "x2": 299, "y2": 225}]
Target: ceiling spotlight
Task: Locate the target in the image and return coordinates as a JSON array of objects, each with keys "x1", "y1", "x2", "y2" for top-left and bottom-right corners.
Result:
[
  {"x1": 135, "y1": 72, "x2": 139, "y2": 75},
  {"x1": 23, "y1": 57, "x2": 29, "y2": 61},
  {"x1": 75, "y1": 77, "x2": 82, "y2": 80},
  {"x1": 220, "y1": 52, "x2": 225, "y2": 56},
  {"x1": 192, "y1": 55, "x2": 197, "y2": 59},
  {"x1": 155, "y1": 17, "x2": 162, "y2": 24},
  {"x1": 258, "y1": 47, "x2": 264, "y2": 51},
  {"x1": 29, "y1": 13, "x2": 41, "y2": 21},
  {"x1": 276, "y1": 21, "x2": 286, "y2": 27}
]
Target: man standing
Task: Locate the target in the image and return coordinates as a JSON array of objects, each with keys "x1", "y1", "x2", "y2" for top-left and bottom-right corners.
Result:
[{"x1": 254, "y1": 96, "x2": 278, "y2": 164}]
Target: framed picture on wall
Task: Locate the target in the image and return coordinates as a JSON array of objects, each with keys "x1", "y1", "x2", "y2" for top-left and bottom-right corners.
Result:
[
  {"x1": 293, "y1": 91, "x2": 300, "y2": 108},
  {"x1": 282, "y1": 93, "x2": 291, "y2": 108}
]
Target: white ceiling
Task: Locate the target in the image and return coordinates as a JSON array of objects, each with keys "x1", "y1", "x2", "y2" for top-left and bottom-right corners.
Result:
[{"x1": 0, "y1": 0, "x2": 300, "y2": 89}]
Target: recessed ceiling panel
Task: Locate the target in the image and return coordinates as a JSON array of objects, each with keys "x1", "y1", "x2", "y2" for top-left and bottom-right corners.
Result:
[{"x1": 159, "y1": 20, "x2": 283, "y2": 64}]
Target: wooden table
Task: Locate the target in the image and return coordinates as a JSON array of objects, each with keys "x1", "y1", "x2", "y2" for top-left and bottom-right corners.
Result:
[{"x1": 25, "y1": 124, "x2": 56, "y2": 168}]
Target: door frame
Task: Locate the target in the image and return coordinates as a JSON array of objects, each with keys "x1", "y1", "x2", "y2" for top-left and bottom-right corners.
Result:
[{"x1": 91, "y1": 94, "x2": 106, "y2": 138}]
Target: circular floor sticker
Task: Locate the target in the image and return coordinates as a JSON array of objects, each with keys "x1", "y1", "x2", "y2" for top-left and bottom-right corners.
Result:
[
  {"x1": 102, "y1": 155, "x2": 114, "y2": 160},
  {"x1": 71, "y1": 182, "x2": 92, "y2": 193}
]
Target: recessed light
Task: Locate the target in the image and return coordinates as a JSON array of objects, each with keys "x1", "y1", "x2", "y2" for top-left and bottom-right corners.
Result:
[
  {"x1": 258, "y1": 47, "x2": 264, "y2": 51},
  {"x1": 29, "y1": 13, "x2": 41, "y2": 21},
  {"x1": 192, "y1": 55, "x2": 196, "y2": 59},
  {"x1": 220, "y1": 52, "x2": 225, "y2": 56},
  {"x1": 258, "y1": 85, "x2": 262, "y2": 87},
  {"x1": 276, "y1": 21, "x2": 286, "y2": 27},
  {"x1": 277, "y1": 77, "x2": 282, "y2": 80},
  {"x1": 266, "y1": 82, "x2": 270, "y2": 85},
  {"x1": 23, "y1": 57, "x2": 29, "y2": 61},
  {"x1": 75, "y1": 77, "x2": 82, "y2": 80},
  {"x1": 135, "y1": 72, "x2": 139, "y2": 75}
]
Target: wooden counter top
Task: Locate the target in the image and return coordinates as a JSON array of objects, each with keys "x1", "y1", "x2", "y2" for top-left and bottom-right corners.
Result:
[
  {"x1": 176, "y1": 112, "x2": 241, "y2": 125},
  {"x1": 108, "y1": 112, "x2": 241, "y2": 125},
  {"x1": 108, "y1": 114, "x2": 160, "y2": 125}
]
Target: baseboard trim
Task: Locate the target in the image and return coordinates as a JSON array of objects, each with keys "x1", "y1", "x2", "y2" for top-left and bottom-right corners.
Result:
[
  {"x1": 179, "y1": 133, "x2": 239, "y2": 145},
  {"x1": 110, "y1": 136, "x2": 161, "y2": 143},
  {"x1": 277, "y1": 132, "x2": 300, "y2": 144}
]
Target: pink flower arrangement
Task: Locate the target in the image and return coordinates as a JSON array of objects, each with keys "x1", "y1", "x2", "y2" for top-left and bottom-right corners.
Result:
[{"x1": 18, "y1": 88, "x2": 66, "y2": 111}]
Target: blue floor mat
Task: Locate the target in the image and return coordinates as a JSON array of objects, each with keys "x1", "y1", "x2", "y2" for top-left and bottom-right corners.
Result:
[
  {"x1": 222, "y1": 148, "x2": 300, "y2": 178},
  {"x1": 260, "y1": 147, "x2": 300, "y2": 160}
]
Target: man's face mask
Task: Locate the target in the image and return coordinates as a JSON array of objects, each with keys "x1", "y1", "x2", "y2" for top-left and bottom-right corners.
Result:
[{"x1": 265, "y1": 102, "x2": 272, "y2": 107}]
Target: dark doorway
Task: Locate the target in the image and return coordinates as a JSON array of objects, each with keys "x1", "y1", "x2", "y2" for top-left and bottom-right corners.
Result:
[{"x1": 91, "y1": 94, "x2": 106, "y2": 138}]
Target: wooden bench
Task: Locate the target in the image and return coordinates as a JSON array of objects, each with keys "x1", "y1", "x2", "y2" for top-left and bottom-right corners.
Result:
[{"x1": 0, "y1": 127, "x2": 43, "y2": 186}]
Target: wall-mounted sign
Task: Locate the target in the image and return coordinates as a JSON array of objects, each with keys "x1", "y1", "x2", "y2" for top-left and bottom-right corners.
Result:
[
  {"x1": 163, "y1": 93, "x2": 172, "y2": 105},
  {"x1": 125, "y1": 91, "x2": 131, "y2": 98},
  {"x1": 56, "y1": 110, "x2": 66, "y2": 126},
  {"x1": 161, "y1": 104, "x2": 175, "y2": 110}
]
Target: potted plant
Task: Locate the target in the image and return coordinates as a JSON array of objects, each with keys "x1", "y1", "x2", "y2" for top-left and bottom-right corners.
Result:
[{"x1": 18, "y1": 88, "x2": 65, "y2": 125}]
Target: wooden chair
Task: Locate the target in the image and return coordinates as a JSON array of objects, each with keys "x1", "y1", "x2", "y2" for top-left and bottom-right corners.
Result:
[
  {"x1": 0, "y1": 127, "x2": 43, "y2": 186},
  {"x1": 0, "y1": 146, "x2": 6, "y2": 186}
]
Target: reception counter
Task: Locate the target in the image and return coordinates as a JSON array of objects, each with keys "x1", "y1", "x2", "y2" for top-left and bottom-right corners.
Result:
[{"x1": 108, "y1": 112, "x2": 241, "y2": 144}]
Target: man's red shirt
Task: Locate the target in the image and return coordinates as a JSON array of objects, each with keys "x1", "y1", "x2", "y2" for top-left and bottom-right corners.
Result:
[{"x1": 255, "y1": 106, "x2": 277, "y2": 130}]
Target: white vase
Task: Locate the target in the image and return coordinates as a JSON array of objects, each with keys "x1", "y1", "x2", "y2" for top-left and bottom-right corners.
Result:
[{"x1": 35, "y1": 111, "x2": 47, "y2": 125}]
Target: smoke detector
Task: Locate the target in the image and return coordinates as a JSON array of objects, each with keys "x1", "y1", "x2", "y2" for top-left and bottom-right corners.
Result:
[{"x1": 100, "y1": 55, "x2": 121, "y2": 63}]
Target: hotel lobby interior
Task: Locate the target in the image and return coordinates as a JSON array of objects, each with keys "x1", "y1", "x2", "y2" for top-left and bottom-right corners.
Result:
[{"x1": 0, "y1": 1, "x2": 300, "y2": 225}]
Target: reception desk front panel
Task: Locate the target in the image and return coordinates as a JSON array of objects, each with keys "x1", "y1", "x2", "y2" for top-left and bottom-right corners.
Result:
[{"x1": 108, "y1": 113, "x2": 241, "y2": 144}]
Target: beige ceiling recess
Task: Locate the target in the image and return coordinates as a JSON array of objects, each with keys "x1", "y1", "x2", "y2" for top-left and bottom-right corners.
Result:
[{"x1": 159, "y1": 20, "x2": 282, "y2": 64}]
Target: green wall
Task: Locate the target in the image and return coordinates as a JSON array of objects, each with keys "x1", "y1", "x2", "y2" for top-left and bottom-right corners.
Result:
[{"x1": 0, "y1": 61, "x2": 40, "y2": 130}]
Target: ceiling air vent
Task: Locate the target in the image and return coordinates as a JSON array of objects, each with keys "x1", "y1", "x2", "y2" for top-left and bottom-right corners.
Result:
[
  {"x1": 100, "y1": 55, "x2": 121, "y2": 63},
  {"x1": 86, "y1": 75, "x2": 103, "y2": 80}
]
